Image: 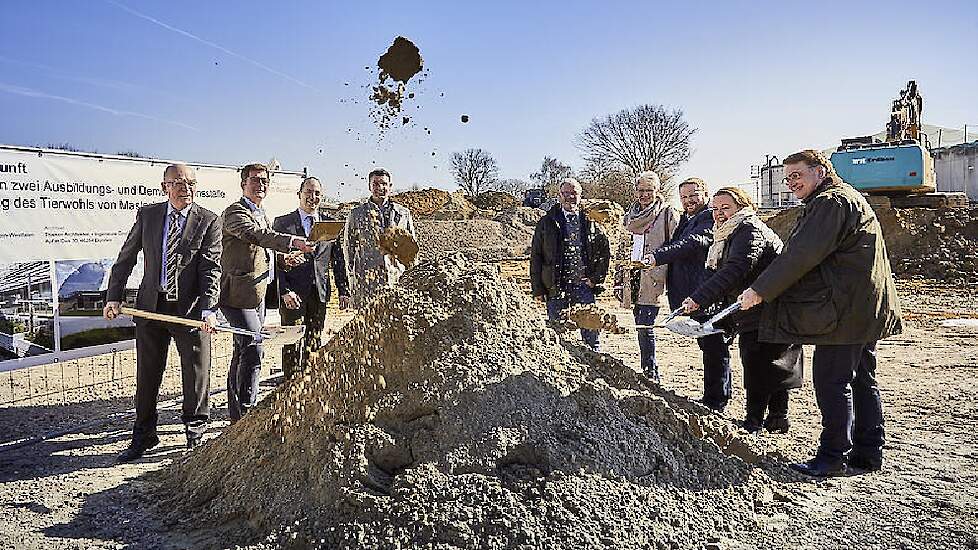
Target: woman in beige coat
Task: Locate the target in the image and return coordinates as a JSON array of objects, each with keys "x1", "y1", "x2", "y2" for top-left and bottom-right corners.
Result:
[{"x1": 621, "y1": 172, "x2": 678, "y2": 382}]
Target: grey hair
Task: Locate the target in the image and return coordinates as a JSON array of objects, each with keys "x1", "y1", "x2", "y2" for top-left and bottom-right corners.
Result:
[{"x1": 559, "y1": 177, "x2": 582, "y2": 192}]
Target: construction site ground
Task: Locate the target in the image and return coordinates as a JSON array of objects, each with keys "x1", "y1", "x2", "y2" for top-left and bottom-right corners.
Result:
[{"x1": 0, "y1": 273, "x2": 975, "y2": 549}]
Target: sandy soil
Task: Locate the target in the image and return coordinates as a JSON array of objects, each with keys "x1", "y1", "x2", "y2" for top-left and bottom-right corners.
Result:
[{"x1": 0, "y1": 279, "x2": 976, "y2": 549}]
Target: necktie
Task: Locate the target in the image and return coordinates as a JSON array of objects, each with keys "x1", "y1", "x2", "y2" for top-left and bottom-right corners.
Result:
[
  {"x1": 164, "y1": 210, "x2": 181, "y2": 301},
  {"x1": 302, "y1": 214, "x2": 312, "y2": 237}
]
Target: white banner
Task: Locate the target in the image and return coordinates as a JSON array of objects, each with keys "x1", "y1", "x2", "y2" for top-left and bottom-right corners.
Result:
[{"x1": 0, "y1": 145, "x2": 306, "y2": 371}]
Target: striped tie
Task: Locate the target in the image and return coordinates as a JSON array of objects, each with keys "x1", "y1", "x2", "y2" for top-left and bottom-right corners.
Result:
[{"x1": 164, "y1": 211, "x2": 181, "y2": 301}]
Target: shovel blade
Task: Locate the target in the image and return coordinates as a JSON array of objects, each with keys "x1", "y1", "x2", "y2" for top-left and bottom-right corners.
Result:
[
  {"x1": 259, "y1": 324, "x2": 306, "y2": 346},
  {"x1": 664, "y1": 317, "x2": 723, "y2": 338}
]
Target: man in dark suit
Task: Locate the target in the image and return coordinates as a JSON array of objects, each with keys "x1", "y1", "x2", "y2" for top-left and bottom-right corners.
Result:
[
  {"x1": 103, "y1": 163, "x2": 221, "y2": 461},
  {"x1": 272, "y1": 176, "x2": 350, "y2": 379},
  {"x1": 219, "y1": 162, "x2": 312, "y2": 422}
]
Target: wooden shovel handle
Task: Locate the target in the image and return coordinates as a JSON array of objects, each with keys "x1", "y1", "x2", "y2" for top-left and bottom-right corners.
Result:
[{"x1": 119, "y1": 306, "x2": 205, "y2": 330}]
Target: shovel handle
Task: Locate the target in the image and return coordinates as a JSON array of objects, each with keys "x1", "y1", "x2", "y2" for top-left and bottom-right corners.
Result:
[
  {"x1": 120, "y1": 306, "x2": 205, "y2": 330},
  {"x1": 120, "y1": 306, "x2": 271, "y2": 339}
]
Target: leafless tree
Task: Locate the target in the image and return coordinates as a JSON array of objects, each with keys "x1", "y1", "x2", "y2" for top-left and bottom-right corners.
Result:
[
  {"x1": 578, "y1": 159, "x2": 634, "y2": 208},
  {"x1": 577, "y1": 104, "x2": 695, "y2": 198},
  {"x1": 451, "y1": 148, "x2": 499, "y2": 196},
  {"x1": 494, "y1": 178, "x2": 531, "y2": 197},
  {"x1": 530, "y1": 156, "x2": 574, "y2": 194}
]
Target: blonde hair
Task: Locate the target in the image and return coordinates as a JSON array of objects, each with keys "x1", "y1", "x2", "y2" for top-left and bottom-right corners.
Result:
[
  {"x1": 633, "y1": 171, "x2": 661, "y2": 190},
  {"x1": 714, "y1": 186, "x2": 756, "y2": 210}
]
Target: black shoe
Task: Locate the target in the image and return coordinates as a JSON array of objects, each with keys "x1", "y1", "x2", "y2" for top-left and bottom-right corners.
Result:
[
  {"x1": 742, "y1": 417, "x2": 763, "y2": 433},
  {"x1": 790, "y1": 457, "x2": 847, "y2": 477},
  {"x1": 116, "y1": 435, "x2": 160, "y2": 463},
  {"x1": 764, "y1": 417, "x2": 790, "y2": 434},
  {"x1": 848, "y1": 453, "x2": 882, "y2": 472}
]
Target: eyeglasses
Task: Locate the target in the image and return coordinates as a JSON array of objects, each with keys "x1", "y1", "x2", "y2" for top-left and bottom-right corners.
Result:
[
  {"x1": 636, "y1": 189, "x2": 657, "y2": 195},
  {"x1": 248, "y1": 176, "x2": 269, "y2": 185},
  {"x1": 782, "y1": 171, "x2": 804, "y2": 185},
  {"x1": 164, "y1": 179, "x2": 196, "y2": 188}
]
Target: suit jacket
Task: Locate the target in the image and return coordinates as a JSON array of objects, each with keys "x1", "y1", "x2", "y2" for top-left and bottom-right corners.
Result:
[
  {"x1": 219, "y1": 198, "x2": 296, "y2": 309},
  {"x1": 272, "y1": 209, "x2": 349, "y2": 302},
  {"x1": 106, "y1": 201, "x2": 222, "y2": 322}
]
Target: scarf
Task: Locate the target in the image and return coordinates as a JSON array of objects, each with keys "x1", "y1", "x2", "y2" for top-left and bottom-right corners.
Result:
[
  {"x1": 624, "y1": 200, "x2": 664, "y2": 235},
  {"x1": 705, "y1": 207, "x2": 756, "y2": 270}
]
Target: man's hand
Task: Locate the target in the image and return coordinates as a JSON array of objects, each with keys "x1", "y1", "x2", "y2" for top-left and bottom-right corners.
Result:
[
  {"x1": 583, "y1": 278, "x2": 594, "y2": 288},
  {"x1": 282, "y1": 291, "x2": 302, "y2": 310},
  {"x1": 292, "y1": 237, "x2": 314, "y2": 254},
  {"x1": 338, "y1": 295, "x2": 351, "y2": 310},
  {"x1": 681, "y1": 297, "x2": 699, "y2": 313},
  {"x1": 282, "y1": 250, "x2": 307, "y2": 268},
  {"x1": 738, "y1": 288, "x2": 763, "y2": 310},
  {"x1": 534, "y1": 295, "x2": 547, "y2": 303},
  {"x1": 202, "y1": 312, "x2": 218, "y2": 334},
  {"x1": 103, "y1": 301, "x2": 121, "y2": 320},
  {"x1": 643, "y1": 253, "x2": 657, "y2": 268}
]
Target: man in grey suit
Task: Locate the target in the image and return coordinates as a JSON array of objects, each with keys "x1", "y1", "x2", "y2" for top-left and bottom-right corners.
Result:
[
  {"x1": 103, "y1": 163, "x2": 221, "y2": 461},
  {"x1": 272, "y1": 176, "x2": 350, "y2": 379},
  {"x1": 219, "y1": 162, "x2": 313, "y2": 421}
]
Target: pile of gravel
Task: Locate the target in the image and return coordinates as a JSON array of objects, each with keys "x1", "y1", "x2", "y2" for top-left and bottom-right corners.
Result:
[
  {"x1": 416, "y1": 219, "x2": 533, "y2": 262},
  {"x1": 159, "y1": 255, "x2": 784, "y2": 549}
]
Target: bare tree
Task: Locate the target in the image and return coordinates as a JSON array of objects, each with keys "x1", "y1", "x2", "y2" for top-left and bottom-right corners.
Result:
[
  {"x1": 530, "y1": 156, "x2": 574, "y2": 193},
  {"x1": 494, "y1": 178, "x2": 531, "y2": 197},
  {"x1": 577, "y1": 104, "x2": 695, "y2": 198},
  {"x1": 578, "y1": 159, "x2": 634, "y2": 207},
  {"x1": 451, "y1": 148, "x2": 499, "y2": 196}
]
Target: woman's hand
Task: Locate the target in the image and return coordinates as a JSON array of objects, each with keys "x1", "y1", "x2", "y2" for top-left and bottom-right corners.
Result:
[{"x1": 681, "y1": 297, "x2": 699, "y2": 313}]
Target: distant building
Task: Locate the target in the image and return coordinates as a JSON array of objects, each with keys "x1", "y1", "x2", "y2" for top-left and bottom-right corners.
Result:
[
  {"x1": 757, "y1": 164, "x2": 800, "y2": 209},
  {"x1": 932, "y1": 141, "x2": 978, "y2": 201}
]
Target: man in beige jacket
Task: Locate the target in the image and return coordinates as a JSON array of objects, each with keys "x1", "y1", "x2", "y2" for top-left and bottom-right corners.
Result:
[{"x1": 219, "y1": 162, "x2": 312, "y2": 421}]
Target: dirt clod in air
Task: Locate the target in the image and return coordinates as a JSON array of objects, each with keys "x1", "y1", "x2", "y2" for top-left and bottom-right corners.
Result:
[
  {"x1": 563, "y1": 304, "x2": 628, "y2": 334},
  {"x1": 369, "y1": 36, "x2": 424, "y2": 131},
  {"x1": 378, "y1": 226, "x2": 419, "y2": 267}
]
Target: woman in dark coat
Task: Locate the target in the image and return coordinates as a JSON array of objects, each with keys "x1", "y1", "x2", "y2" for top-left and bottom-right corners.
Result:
[{"x1": 681, "y1": 187, "x2": 803, "y2": 433}]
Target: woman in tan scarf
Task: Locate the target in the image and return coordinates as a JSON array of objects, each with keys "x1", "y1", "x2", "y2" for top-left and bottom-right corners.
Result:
[
  {"x1": 682, "y1": 187, "x2": 802, "y2": 433},
  {"x1": 621, "y1": 172, "x2": 678, "y2": 382}
]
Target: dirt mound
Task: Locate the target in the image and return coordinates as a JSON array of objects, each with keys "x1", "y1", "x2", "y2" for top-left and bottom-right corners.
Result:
[
  {"x1": 494, "y1": 206, "x2": 544, "y2": 228},
  {"x1": 416, "y1": 219, "x2": 532, "y2": 262},
  {"x1": 159, "y1": 255, "x2": 781, "y2": 549},
  {"x1": 472, "y1": 191, "x2": 519, "y2": 211},
  {"x1": 391, "y1": 189, "x2": 451, "y2": 218},
  {"x1": 430, "y1": 191, "x2": 475, "y2": 220},
  {"x1": 764, "y1": 205, "x2": 978, "y2": 283}
]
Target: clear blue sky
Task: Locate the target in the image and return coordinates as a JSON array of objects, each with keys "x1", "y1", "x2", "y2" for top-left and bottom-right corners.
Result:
[{"x1": 1, "y1": 0, "x2": 976, "y2": 200}]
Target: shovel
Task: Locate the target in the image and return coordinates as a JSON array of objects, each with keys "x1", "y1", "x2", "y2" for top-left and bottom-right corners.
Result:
[
  {"x1": 662, "y1": 302, "x2": 741, "y2": 338},
  {"x1": 119, "y1": 306, "x2": 305, "y2": 346},
  {"x1": 628, "y1": 306, "x2": 687, "y2": 330}
]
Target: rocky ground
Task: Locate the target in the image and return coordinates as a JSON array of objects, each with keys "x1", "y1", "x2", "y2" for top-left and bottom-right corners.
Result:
[{"x1": 0, "y1": 266, "x2": 976, "y2": 549}]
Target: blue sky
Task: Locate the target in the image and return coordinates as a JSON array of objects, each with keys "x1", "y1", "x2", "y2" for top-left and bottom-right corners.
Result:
[{"x1": 1, "y1": 0, "x2": 976, "y2": 200}]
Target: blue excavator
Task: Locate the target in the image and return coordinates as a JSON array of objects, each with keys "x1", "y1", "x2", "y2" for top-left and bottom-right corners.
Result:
[{"x1": 830, "y1": 81, "x2": 965, "y2": 208}]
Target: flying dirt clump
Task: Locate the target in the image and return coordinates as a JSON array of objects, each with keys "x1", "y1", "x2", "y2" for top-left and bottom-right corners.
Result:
[
  {"x1": 370, "y1": 36, "x2": 424, "y2": 130},
  {"x1": 158, "y1": 254, "x2": 788, "y2": 549}
]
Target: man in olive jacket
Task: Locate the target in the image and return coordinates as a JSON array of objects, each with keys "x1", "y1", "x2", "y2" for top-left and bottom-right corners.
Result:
[
  {"x1": 220, "y1": 162, "x2": 313, "y2": 421},
  {"x1": 738, "y1": 149, "x2": 902, "y2": 477},
  {"x1": 530, "y1": 178, "x2": 611, "y2": 351}
]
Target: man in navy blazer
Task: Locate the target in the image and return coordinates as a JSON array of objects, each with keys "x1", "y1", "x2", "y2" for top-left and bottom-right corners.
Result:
[
  {"x1": 104, "y1": 163, "x2": 221, "y2": 461},
  {"x1": 272, "y1": 176, "x2": 350, "y2": 378}
]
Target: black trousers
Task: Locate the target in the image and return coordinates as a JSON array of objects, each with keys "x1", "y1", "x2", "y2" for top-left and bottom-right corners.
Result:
[
  {"x1": 279, "y1": 291, "x2": 326, "y2": 379},
  {"x1": 698, "y1": 332, "x2": 731, "y2": 410},
  {"x1": 132, "y1": 296, "x2": 210, "y2": 442},
  {"x1": 812, "y1": 342, "x2": 884, "y2": 462}
]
